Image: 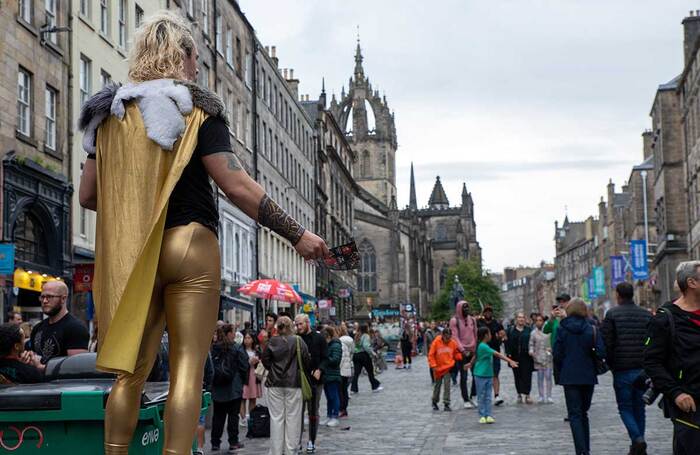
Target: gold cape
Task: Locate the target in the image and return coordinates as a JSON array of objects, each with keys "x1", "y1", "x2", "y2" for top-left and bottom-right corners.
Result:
[{"x1": 93, "y1": 103, "x2": 208, "y2": 375}]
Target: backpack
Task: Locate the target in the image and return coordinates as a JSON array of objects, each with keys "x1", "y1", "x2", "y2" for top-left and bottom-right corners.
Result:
[
  {"x1": 247, "y1": 405, "x2": 270, "y2": 438},
  {"x1": 212, "y1": 350, "x2": 234, "y2": 386}
]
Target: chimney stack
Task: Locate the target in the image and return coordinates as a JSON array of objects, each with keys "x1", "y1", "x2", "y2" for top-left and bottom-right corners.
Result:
[
  {"x1": 283, "y1": 68, "x2": 288, "y2": 78},
  {"x1": 642, "y1": 130, "x2": 654, "y2": 160},
  {"x1": 285, "y1": 68, "x2": 300, "y2": 101},
  {"x1": 289, "y1": 69, "x2": 294, "y2": 79},
  {"x1": 271, "y1": 46, "x2": 278, "y2": 67},
  {"x1": 682, "y1": 13, "x2": 700, "y2": 66}
]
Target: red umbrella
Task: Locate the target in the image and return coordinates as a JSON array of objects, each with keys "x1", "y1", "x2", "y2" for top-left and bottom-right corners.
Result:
[{"x1": 238, "y1": 279, "x2": 302, "y2": 304}]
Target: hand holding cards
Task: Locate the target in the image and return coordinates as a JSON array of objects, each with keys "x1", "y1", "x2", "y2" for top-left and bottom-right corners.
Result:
[{"x1": 308, "y1": 240, "x2": 360, "y2": 270}]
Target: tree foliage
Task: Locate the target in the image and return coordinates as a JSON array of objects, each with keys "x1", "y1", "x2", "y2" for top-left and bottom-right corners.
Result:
[{"x1": 429, "y1": 260, "x2": 503, "y2": 321}]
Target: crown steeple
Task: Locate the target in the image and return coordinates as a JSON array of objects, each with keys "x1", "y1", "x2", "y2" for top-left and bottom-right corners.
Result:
[
  {"x1": 409, "y1": 162, "x2": 417, "y2": 210},
  {"x1": 354, "y1": 31, "x2": 365, "y2": 81},
  {"x1": 428, "y1": 176, "x2": 450, "y2": 210}
]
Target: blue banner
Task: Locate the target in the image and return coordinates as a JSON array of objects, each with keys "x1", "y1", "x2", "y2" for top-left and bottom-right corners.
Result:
[
  {"x1": 588, "y1": 276, "x2": 597, "y2": 299},
  {"x1": 630, "y1": 240, "x2": 649, "y2": 280},
  {"x1": 594, "y1": 267, "x2": 605, "y2": 295},
  {"x1": 0, "y1": 244, "x2": 15, "y2": 275},
  {"x1": 610, "y1": 256, "x2": 625, "y2": 287}
]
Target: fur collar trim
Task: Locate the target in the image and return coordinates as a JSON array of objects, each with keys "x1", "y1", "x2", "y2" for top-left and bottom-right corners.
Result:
[{"x1": 79, "y1": 79, "x2": 227, "y2": 153}]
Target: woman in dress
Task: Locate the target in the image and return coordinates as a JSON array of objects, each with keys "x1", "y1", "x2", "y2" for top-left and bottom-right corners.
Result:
[{"x1": 240, "y1": 330, "x2": 263, "y2": 426}]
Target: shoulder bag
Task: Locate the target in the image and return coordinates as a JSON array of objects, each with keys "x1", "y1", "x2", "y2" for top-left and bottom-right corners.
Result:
[
  {"x1": 591, "y1": 326, "x2": 609, "y2": 375},
  {"x1": 296, "y1": 336, "x2": 312, "y2": 401}
]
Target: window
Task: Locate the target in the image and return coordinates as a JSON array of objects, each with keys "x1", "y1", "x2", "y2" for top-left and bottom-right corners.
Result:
[
  {"x1": 19, "y1": 0, "x2": 32, "y2": 23},
  {"x1": 13, "y1": 211, "x2": 49, "y2": 266},
  {"x1": 100, "y1": 69, "x2": 112, "y2": 87},
  {"x1": 118, "y1": 0, "x2": 127, "y2": 48},
  {"x1": 235, "y1": 37, "x2": 242, "y2": 71},
  {"x1": 358, "y1": 241, "x2": 377, "y2": 292},
  {"x1": 199, "y1": 63, "x2": 209, "y2": 89},
  {"x1": 235, "y1": 233, "x2": 240, "y2": 272},
  {"x1": 436, "y1": 223, "x2": 447, "y2": 241},
  {"x1": 226, "y1": 29, "x2": 233, "y2": 66},
  {"x1": 45, "y1": 0, "x2": 57, "y2": 44},
  {"x1": 17, "y1": 68, "x2": 31, "y2": 137},
  {"x1": 361, "y1": 150, "x2": 370, "y2": 177},
  {"x1": 80, "y1": 0, "x2": 90, "y2": 17},
  {"x1": 201, "y1": 0, "x2": 209, "y2": 35},
  {"x1": 135, "y1": 4, "x2": 144, "y2": 28},
  {"x1": 245, "y1": 109, "x2": 252, "y2": 145},
  {"x1": 228, "y1": 95, "x2": 235, "y2": 132},
  {"x1": 100, "y1": 0, "x2": 109, "y2": 35},
  {"x1": 215, "y1": 13, "x2": 222, "y2": 53},
  {"x1": 44, "y1": 86, "x2": 57, "y2": 151},
  {"x1": 186, "y1": 0, "x2": 194, "y2": 18},
  {"x1": 236, "y1": 100, "x2": 242, "y2": 137},
  {"x1": 224, "y1": 222, "x2": 233, "y2": 272},
  {"x1": 79, "y1": 55, "x2": 92, "y2": 107},
  {"x1": 245, "y1": 51, "x2": 252, "y2": 87}
]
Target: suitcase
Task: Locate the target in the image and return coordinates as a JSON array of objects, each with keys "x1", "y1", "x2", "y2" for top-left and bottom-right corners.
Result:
[{"x1": 247, "y1": 405, "x2": 270, "y2": 438}]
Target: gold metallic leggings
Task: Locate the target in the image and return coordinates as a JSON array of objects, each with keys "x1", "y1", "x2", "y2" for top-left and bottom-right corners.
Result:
[{"x1": 104, "y1": 222, "x2": 221, "y2": 455}]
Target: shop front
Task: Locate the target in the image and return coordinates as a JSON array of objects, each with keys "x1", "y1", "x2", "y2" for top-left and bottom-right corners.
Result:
[
  {"x1": 2, "y1": 155, "x2": 72, "y2": 323},
  {"x1": 220, "y1": 293, "x2": 254, "y2": 328}
]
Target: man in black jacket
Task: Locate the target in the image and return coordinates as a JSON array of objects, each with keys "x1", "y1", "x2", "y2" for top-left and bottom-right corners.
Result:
[
  {"x1": 644, "y1": 261, "x2": 700, "y2": 455},
  {"x1": 602, "y1": 282, "x2": 652, "y2": 455},
  {"x1": 295, "y1": 314, "x2": 327, "y2": 454}
]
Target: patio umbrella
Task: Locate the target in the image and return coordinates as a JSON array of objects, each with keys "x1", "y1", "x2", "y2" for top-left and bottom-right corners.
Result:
[{"x1": 238, "y1": 279, "x2": 302, "y2": 304}]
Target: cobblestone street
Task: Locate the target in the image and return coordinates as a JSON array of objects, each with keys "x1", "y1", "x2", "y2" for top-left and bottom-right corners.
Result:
[{"x1": 205, "y1": 355, "x2": 673, "y2": 454}]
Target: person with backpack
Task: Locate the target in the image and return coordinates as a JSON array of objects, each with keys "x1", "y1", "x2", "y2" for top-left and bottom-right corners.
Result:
[
  {"x1": 320, "y1": 326, "x2": 342, "y2": 427},
  {"x1": 262, "y1": 316, "x2": 311, "y2": 455},
  {"x1": 644, "y1": 261, "x2": 700, "y2": 455},
  {"x1": 210, "y1": 323, "x2": 250, "y2": 452},
  {"x1": 449, "y1": 300, "x2": 478, "y2": 408},
  {"x1": 554, "y1": 298, "x2": 606, "y2": 455}
]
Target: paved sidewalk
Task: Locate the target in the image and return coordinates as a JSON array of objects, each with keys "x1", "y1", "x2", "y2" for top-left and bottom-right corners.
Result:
[{"x1": 203, "y1": 356, "x2": 673, "y2": 454}]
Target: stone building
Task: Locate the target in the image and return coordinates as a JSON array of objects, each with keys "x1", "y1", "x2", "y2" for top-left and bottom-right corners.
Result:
[
  {"x1": 1, "y1": 1, "x2": 73, "y2": 322},
  {"x1": 302, "y1": 86, "x2": 357, "y2": 321},
  {"x1": 500, "y1": 263, "x2": 555, "y2": 319},
  {"x1": 554, "y1": 216, "x2": 598, "y2": 301},
  {"x1": 329, "y1": 41, "x2": 481, "y2": 317},
  {"x1": 650, "y1": 77, "x2": 687, "y2": 305}
]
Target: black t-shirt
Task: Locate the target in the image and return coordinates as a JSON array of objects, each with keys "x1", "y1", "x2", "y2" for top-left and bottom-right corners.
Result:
[
  {"x1": 478, "y1": 318, "x2": 504, "y2": 351},
  {"x1": 30, "y1": 313, "x2": 90, "y2": 364},
  {"x1": 0, "y1": 358, "x2": 43, "y2": 383},
  {"x1": 87, "y1": 115, "x2": 233, "y2": 234},
  {"x1": 165, "y1": 116, "x2": 233, "y2": 233}
]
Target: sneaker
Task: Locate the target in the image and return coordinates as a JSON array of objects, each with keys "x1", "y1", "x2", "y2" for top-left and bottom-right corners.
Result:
[
  {"x1": 538, "y1": 397, "x2": 545, "y2": 404},
  {"x1": 320, "y1": 418, "x2": 330, "y2": 426},
  {"x1": 525, "y1": 395, "x2": 534, "y2": 404},
  {"x1": 228, "y1": 442, "x2": 245, "y2": 452},
  {"x1": 444, "y1": 404, "x2": 452, "y2": 412},
  {"x1": 463, "y1": 401, "x2": 474, "y2": 409},
  {"x1": 485, "y1": 416, "x2": 495, "y2": 424},
  {"x1": 304, "y1": 416, "x2": 309, "y2": 426},
  {"x1": 351, "y1": 390, "x2": 358, "y2": 395},
  {"x1": 432, "y1": 402, "x2": 439, "y2": 411},
  {"x1": 327, "y1": 418, "x2": 339, "y2": 427},
  {"x1": 339, "y1": 411, "x2": 348, "y2": 418},
  {"x1": 372, "y1": 386, "x2": 384, "y2": 393},
  {"x1": 516, "y1": 395, "x2": 523, "y2": 404},
  {"x1": 239, "y1": 416, "x2": 248, "y2": 427},
  {"x1": 211, "y1": 446, "x2": 220, "y2": 452},
  {"x1": 306, "y1": 441, "x2": 316, "y2": 453},
  {"x1": 494, "y1": 396, "x2": 504, "y2": 406},
  {"x1": 193, "y1": 450, "x2": 204, "y2": 455},
  {"x1": 547, "y1": 397, "x2": 554, "y2": 404},
  {"x1": 631, "y1": 441, "x2": 647, "y2": 455},
  {"x1": 479, "y1": 417, "x2": 487, "y2": 424}
]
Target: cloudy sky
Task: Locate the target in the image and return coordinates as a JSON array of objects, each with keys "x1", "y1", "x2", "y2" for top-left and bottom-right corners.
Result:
[{"x1": 241, "y1": 0, "x2": 693, "y2": 272}]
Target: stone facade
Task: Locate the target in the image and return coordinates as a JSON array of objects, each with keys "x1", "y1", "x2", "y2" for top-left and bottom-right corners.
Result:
[
  {"x1": 554, "y1": 216, "x2": 597, "y2": 301},
  {"x1": 500, "y1": 263, "x2": 555, "y2": 320}
]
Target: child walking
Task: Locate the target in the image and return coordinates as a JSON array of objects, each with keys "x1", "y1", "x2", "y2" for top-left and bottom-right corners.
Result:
[
  {"x1": 428, "y1": 328, "x2": 462, "y2": 412},
  {"x1": 474, "y1": 326, "x2": 518, "y2": 423}
]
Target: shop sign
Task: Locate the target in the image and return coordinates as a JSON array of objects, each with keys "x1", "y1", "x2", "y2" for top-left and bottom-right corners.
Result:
[
  {"x1": 0, "y1": 244, "x2": 15, "y2": 275},
  {"x1": 74, "y1": 264, "x2": 95, "y2": 292}
]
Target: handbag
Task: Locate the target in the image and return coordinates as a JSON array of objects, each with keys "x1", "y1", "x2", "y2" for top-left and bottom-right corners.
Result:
[
  {"x1": 296, "y1": 336, "x2": 312, "y2": 401},
  {"x1": 591, "y1": 326, "x2": 609, "y2": 375},
  {"x1": 254, "y1": 361, "x2": 267, "y2": 383}
]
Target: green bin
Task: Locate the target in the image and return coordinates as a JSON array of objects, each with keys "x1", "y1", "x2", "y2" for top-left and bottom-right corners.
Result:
[{"x1": 0, "y1": 379, "x2": 210, "y2": 454}]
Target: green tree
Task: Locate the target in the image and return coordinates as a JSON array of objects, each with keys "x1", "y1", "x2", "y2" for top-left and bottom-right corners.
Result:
[{"x1": 429, "y1": 260, "x2": 503, "y2": 320}]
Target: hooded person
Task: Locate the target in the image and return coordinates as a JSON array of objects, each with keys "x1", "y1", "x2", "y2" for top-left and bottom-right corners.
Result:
[
  {"x1": 428, "y1": 328, "x2": 462, "y2": 411},
  {"x1": 78, "y1": 11, "x2": 329, "y2": 455},
  {"x1": 449, "y1": 300, "x2": 478, "y2": 408}
]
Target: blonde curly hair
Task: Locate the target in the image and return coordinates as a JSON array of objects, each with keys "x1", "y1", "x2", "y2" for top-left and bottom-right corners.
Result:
[{"x1": 127, "y1": 10, "x2": 195, "y2": 82}]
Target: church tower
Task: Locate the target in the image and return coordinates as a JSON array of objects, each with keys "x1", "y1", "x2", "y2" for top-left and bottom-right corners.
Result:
[{"x1": 330, "y1": 39, "x2": 398, "y2": 206}]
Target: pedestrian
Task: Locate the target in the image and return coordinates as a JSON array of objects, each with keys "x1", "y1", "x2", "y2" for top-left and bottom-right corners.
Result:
[
  {"x1": 546, "y1": 293, "x2": 570, "y2": 383},
  {"x1": 449, "y1": 300, "x2": 478, "y2": 408},
  {"x1": 424, "y1": 321, "x2": 438, "y2": 384},
  {"x1": 88, "y1": 319, "x2": 99, "y2": 353},
  {"x1": 320, "y1": 326, "x2": 342, "y2": 427},
  {"x1": 477, "y1": 306, "x2": 506, "y2": 406},
  {"x1": 529, "y1": 314, "x2": 553, "y2": 403},
  {"x1": 6, "y1": 311, "x2": 22, "y2": 326},
  {"x1": 371, "y1": 328, "x2": 388, "y2": 372},
  {"x1": 0, "y1": 323, "x2": 44, "y2": 384},
  {"x1": 644, "y1": 261, "x2": 700, "y2": 455},
  {"x1": 400, "y1": 325, "x2": 413, "y2": 369},
  {"x1": 295, "y1": 314, "x2": 327, "y2": 454},
  {"x1": 262, "y1": 316, "x2": 310, "y2": 455},
  {"x1": 31, "y1": 281, "x2": 89, "y2": 364},
  {"x1": 259, "y1": 312, "x2": 278, "y2": 351},
  {"x1": 351, "y1": 324, "x2": 383, "y2": 393},
  {"x1": 428, "y1": 327, "x2": 462, "y2": 412},
  {"x1": 553, "y1": 298, "x2": 606, "y2": 455},
  {"x1": 240, "y1": 331, "x2": 263, "y2": 429},
  {"x1": 337, "y1": 324, "x2": 354, "y2": 418},
  {"x1": 210, "y1": 323, "x2": 250, "y2": 452},
  {"x1": 505, "y1": 312, "x2": 535, "y2": 404},
  {"x1": 474, "y1": 326, "x2": 519, "y2": 424},
  {"x1": 601, "y1": 282, "x2": 652, "y2": 455}
]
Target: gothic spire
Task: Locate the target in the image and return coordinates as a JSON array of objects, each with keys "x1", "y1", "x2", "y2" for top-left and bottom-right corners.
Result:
[
  {"x1": 409, "y1": 162, "x2": 417, "y2": 210},
  {"x1": 428, "y1": 176, "x2": 450, "y2": 209},
  {"x1": 354, "y1": 33, "x2": 365, "y2": 81}
]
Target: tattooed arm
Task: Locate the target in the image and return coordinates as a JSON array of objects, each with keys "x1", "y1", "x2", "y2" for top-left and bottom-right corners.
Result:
[{"x1": 203, "y1": 151, "x2": 329, "y2": 258}]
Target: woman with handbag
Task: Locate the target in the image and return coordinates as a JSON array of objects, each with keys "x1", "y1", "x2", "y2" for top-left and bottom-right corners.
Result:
[
  {"x1": 240, "y1": 331, "x2": 263, "y2": 427},
  {"x1": 553, "y1": 298, "x2": 607, "y2": 455},
  {"x1": 262, "y1": 316, "x2": 311, "y2": 455}
]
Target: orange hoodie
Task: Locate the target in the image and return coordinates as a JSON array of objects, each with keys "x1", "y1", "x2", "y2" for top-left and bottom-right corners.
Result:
[{"x1": 428, "y1": 334, "x2": 463, "y2": 379}]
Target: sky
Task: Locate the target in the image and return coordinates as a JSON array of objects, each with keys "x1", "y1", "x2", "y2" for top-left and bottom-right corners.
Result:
[{"x1": 240, "y1": 0, "x2": 694, "y2": 272}]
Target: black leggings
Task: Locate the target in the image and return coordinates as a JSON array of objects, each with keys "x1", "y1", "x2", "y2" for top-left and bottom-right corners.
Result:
[
  {"x1": 351, "y1": 351, "x2": 380, "y2": 392},
  {"x1": 401, "y1": 345, "x2": 412, "y2": 364},
  {"x1": 211, "y1": 398, "x2": 241, "y2": 447},
  {"x1": 340, "y1": 376, "x2": 350, "y2": 412}
]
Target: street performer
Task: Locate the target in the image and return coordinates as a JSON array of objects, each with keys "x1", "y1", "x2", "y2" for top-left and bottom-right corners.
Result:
[{"x1": 78, "y1": 11, "x2": 328, "y2": 455}]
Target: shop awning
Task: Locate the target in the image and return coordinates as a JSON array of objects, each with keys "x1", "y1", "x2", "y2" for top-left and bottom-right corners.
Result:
[
  {"x1": 13, "y1": 268, "x2": 63, "y2": 292},
  {"x1": 220, "y1": 294, "x2": 254, "y2": 312}
]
